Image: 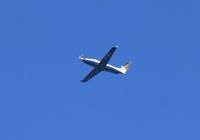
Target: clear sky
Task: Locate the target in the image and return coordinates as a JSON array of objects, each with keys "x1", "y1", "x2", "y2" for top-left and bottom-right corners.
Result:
[{"x1": 0, "y1": 0, "x2": 200, "y2": 140}]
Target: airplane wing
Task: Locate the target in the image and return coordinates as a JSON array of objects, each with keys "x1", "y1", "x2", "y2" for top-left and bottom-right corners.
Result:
[
  {"x1": 81, "y1": 46, "x2": 118, "y2": 83},
  {"x1": 99, "y1": 46, "x2": 118, "y2": 67},
  {"x1": 81, "y1": 67, "x2": 102, "y2": 83}
]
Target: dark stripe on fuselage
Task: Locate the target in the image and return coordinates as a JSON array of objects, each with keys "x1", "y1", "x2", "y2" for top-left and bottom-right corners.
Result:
[
  {"x1": 105, "y1": 66, "x2": 121, "y2": 74},
  {"x1": 82, "y1": 59, "x2": 99, "y2": 67},
  {"x1": 82, "y1": 59, "x2": 121, "y2": 74}
]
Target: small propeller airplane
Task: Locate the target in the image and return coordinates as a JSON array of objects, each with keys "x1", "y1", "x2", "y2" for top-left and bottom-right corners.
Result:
[{"x1": 79, "y1": 46, "x2": 132, "y2": 83}]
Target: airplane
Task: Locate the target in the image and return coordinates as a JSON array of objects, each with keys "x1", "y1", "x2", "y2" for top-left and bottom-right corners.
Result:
[{"x1": 79, "y1": 46, "x2": 132, "y2": 83}]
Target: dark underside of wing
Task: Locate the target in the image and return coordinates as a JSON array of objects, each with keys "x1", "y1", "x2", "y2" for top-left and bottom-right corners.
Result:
[
  {"x1": 81, "y1": 68, "x2": 102, "y2": 83},
  {"x1": 99, "y1": 47, "x2": 117, "y2": 67}
]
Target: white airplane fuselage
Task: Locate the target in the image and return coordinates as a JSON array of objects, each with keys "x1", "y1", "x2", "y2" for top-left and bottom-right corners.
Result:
[{"x1": 80, "y1": 57, "x2": 126, "y2": 74}]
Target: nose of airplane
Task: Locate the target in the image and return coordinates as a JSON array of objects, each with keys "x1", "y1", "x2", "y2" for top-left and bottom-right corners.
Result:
[{"x1": 79, "y1": 56, "x2": 84, "y2": 60}]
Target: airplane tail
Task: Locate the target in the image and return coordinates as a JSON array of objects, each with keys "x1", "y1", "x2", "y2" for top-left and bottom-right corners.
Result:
[{"x1": 120, "y1": 61, "x2": 132, "y2": 74}]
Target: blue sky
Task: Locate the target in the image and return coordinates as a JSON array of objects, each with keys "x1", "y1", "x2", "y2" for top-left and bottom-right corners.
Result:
[{"x1": 0, "y1": 0, "x2": 200, "y2": 139}]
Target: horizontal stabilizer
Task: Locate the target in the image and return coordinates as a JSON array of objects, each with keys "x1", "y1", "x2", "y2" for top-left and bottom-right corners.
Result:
[
  {"x1": 120, "y1": 61, "x2": 132, "y2": 74},
  {"x1": 123, "y1": 61, "x2": 132, "y2": 70}
]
